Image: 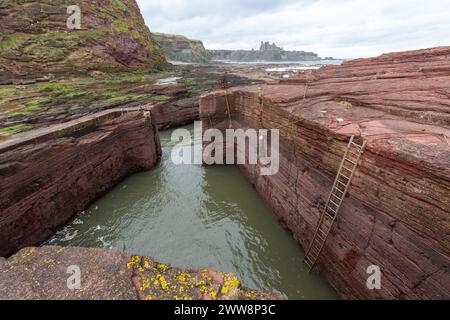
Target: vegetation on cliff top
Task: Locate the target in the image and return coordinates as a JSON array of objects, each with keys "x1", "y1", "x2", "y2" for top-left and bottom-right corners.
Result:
[
  {"x1": 0, "y1": 0, "x2": 167, "y2": 84},
  {"x1": 154, "y1": 33, "x2": 209, "y2": 64},
  {"x1": 0, "y1": 65, "x2": 233, "y2": 137},
  {"x1": 0, "y1": 70, "x2": 180, "y2": 136},
  {"x1": 0, "y1": 0, "x2": 178, "y2": 138}
]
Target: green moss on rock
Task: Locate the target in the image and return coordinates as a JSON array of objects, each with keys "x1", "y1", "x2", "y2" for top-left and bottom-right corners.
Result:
[
  {"x1": 154, "y1": 33, "x2": 209, "y2": 64},
  {"x1": 0, "y1": 124, "x2": 34, "y2": 136},
  {"x1": 151, "y1": 95, "x2": 171, "y2": 102},
  {"x1": 0, "y1": 0, "x2": 168, "y2": 84}
]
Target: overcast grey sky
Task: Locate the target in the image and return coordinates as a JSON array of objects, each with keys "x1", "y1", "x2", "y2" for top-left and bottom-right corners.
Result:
[{"x1": 136, "y1": 0, "x2": 450, "y2": 58}]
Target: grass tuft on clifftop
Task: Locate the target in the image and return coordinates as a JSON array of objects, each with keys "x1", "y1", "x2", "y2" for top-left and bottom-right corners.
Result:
[{"x1": 0, "y1": 0, "x2": 168, "y2": 84}]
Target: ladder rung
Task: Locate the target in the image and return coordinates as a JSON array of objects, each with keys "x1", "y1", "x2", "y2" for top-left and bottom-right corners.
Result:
[
  {"x1": 310, "y1": 249, "x2": 321, "y2": 259},
  {"x1": 326, "y1": 206, "x2": 337, "y2": 214},
  {"x1": 308, "y1": 251, "x2": 319, "y2": 260},
  {"x1": 329, "y1": 199, "x2": 340, "y2": 207},
  {"x1": 325, "y1": 206, "x2": 337, "y2": 214},
  {"x1": 346, "y1": 157, "x2": 358, "y2": 164},
  {"x1": 318, "y1": 233, "x2": 328, "y2": 242},
  {"x1": 318, "y1": 234, "x2": 328, "y2": 243},
  {"x1": 322, "y1": 217, "x2": 334, "y2": 225},
  {"x1": 304, "y1": 259, "x2": 313, "y2": 269},
  {"x1": 331, "y1": 193, "x2": 342, "y2": 202},
  {"x1": 321, "y1": 225, "x2": 332, "y2": 235},
  {"x1": 325, "y1": 212, "x2": 336, "y2": 220},
  {"x1": 316, "y1": 231, "x2": 326, "y2": 239},
  {"x1": 331, "y1": 192, "x2": 342, "y2": 199},
  {"x1": 317, "y1": 233, "x2": 327, "y2": 243},
  {"x1": 330, "y1": 190, "x2": 342, "y2": 200},
  {"x1": 304, "y1": 136, "x2": 365, "y2": 272},
  {"x1": 337, "y1": 181, "x2": 347, "y2": 188}
]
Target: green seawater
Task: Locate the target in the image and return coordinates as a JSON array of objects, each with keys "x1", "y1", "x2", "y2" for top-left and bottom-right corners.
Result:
[{"x1": 48, "y1": 124, "x2": 337, "y2": 300}]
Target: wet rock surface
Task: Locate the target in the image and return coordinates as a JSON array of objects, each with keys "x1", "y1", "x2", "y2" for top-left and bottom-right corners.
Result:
[
  {"x1": 200, "y1": 47, "x2": 450, "y2": 300},
  {"x1": 0, "y1": 71, "x2": 187, "y2": 136},
  {"x1": 0, "y1": 63, "x2": 264, "y2": 138},
  {"x1": 0, "y1": 246, "x2": 283, "y2": 300}
]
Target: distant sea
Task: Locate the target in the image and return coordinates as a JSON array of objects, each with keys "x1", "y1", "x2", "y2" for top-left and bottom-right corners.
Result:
[
  {"x1": 169, "y1": 59, "x2": 344, "y2": 67},
  {"x1": 215, "y1": 59, "x2": 344, "y2": 66}
]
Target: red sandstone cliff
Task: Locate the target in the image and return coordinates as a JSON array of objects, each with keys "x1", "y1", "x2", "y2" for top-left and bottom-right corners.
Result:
[
  {"x1": 0, "y1": 0, "x2": 167, "y2": 84},
  {"x1": 200, "y1": 47, "x2": 450, "y2": 300},
  {"x1": 151, "y1": 97, "x2": 200, "y2": 130},
  {"x1": 0, "y1": 109, "x2": 161, "y2": 257}
]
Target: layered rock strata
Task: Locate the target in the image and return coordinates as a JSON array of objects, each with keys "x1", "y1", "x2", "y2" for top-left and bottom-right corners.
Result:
[
  {"x1": 154, "y1": 33, "x2": 209, "y2": 64},
  {"x1": 199, "y1": 47, "x2": 450, "y2": 300},
  {"x1": 0, "y1": 246, "x2": 283, "y2": 300},
  {"x1": 0, "y1": 108, "x2": 161, "y2": 257},
  {"x1": 151, "y1": 97, "x2": 200, "y2": 130},
  {"x1": 0, "y1": 0, "x2": 167, "y2": 84}
]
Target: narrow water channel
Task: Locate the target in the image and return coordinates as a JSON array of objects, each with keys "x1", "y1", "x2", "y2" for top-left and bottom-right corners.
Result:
[{"x1": 47, "y1": 124, "x2": 337, "y2": 300}]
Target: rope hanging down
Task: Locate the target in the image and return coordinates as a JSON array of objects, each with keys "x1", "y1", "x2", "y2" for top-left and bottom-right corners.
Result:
[{"x1": 222, "y1": 72, "x2": 232, "y2": 129}]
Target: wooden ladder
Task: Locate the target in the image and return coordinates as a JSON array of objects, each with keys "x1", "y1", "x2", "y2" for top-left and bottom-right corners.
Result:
[{"x1": 303, "y1": 135, "x2": 367, "y2": 272}]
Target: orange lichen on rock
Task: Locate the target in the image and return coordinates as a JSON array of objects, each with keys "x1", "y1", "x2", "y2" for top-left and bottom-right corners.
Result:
[
  {"x1": 127, "y1": 254, "x2": 283, "y2": 300},
  {"x1": 0, "y1": 246, "x2": 284, "y2": 300}
]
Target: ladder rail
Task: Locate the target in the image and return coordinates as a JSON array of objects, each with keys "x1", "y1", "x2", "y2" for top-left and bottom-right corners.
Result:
[
  {"x1": 303, "y1": 136, "x2": 366, "y2": 272},
  {"x1": 304, "y1": 136, "x2": 354, "y2": 261},
  {"x1": 324, "y1": 136, "x2": 355, "y2": 212}
]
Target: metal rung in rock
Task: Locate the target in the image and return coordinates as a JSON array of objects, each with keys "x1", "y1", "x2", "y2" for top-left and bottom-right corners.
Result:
[{"x1": 303, "y1": 135, "x2": 367, "y2": 272}]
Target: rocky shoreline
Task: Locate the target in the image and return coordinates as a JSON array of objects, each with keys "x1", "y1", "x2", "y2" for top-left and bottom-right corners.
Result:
[{"x1": 0, "y1": 246, "x2": 283, "y2": 300}]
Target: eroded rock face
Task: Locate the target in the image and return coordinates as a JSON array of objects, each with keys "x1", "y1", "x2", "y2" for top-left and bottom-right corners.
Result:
[
  {"x1": 0, "y1": 109, "x2": 161, "y2": 257},
  {"x1": 199, "y1": 47, "x2": 450, "y2": 300},
  {"x1": 0, "y1": 246, "x2": 283, "y2": 300},
  {"x1": 151, "y1": 97, "x2": 200, "y2": 130},
  {"x1": 0, "y1": 0, "x2": 167, "y2": 84},
  {"x1": 154, "y1": 33, "x2": 209, "y2": 64}
]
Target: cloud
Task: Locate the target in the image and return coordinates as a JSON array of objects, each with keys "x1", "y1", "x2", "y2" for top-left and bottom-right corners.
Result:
[{"x1": 137, "y1": 0, "x2": 450, "y2": 58}]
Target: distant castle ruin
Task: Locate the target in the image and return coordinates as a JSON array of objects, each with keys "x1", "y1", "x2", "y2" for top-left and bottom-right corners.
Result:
[
  {"x1": 208, "y1": 41, "x2": 321, "y2": 62},
  {"x1": 259, "y1": 41, "x2": 283, "y2": 51}
]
